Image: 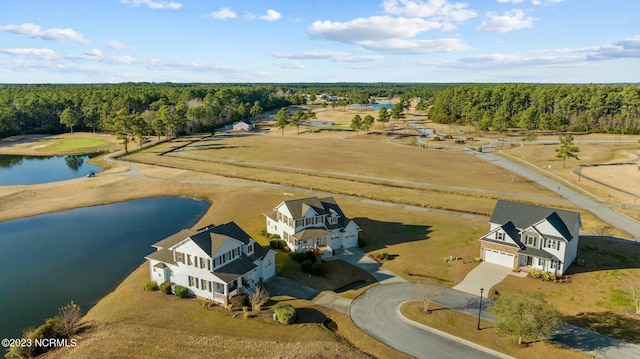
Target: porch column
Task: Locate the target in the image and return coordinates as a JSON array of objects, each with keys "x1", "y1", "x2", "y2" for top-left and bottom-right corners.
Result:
[{"x1": 223, "y1": 283, "x2": 228, "y2": 296}]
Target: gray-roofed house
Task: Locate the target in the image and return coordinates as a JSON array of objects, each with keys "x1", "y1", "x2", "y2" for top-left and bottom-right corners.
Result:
[
  {"x1": 264, "y1": 196, "x2": 361, "y2": 258},
  {"x1": 145, "y1": 222, "x2": 276, "y2": 306},
  {"x1": 479, "y1": 200, "x2": 581, "y2": 275}
]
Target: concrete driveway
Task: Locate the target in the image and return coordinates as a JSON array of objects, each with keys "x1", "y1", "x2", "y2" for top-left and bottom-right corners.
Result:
[{"x1": 453, "y1": 262, "x2": 526, "y2": 297}]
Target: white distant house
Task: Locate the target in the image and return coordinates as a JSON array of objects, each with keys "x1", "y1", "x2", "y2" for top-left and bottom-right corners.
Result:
[
  {"x1": 145, "y1": 222, "x2": 276, "y2": 305},
  {"x1": 264, "y1": 197, "x2": 361, "y2": 258},
  {"x1": 479, "y1": 200, "x2": 581, "y2": 275},
  {"x1": 232, "y1": 120, "x2": 255, "y2": 131}
]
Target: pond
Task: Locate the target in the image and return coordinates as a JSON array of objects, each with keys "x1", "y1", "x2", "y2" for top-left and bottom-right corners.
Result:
[
  {"x1": 346, "y1": 103, "x2": 394, "y2": 111},
  {"x1": 0, "y1": 197, "x2": 209, "y2": 339},
  {"x1": 0, "y1": 154, "x2": 101, "y2": 185}
]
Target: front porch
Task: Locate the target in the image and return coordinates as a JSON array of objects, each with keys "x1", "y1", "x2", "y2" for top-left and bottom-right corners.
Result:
[{"x1": 516, "y1": 252, "x2": 562, "y2": 276}]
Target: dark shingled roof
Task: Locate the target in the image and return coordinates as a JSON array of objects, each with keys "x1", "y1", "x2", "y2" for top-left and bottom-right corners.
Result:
[
  {"x1": 153, "y1": 229, "x2": 198, "y2": 249},
  {"x1": 277, "y1": 197, "x2": 351, "y2": 230},
  {"x1": 214, "y1": 255, "x2": 257, "y2": 283},
  {"x1": 479, "y1": 221, "x2": 524, "y2": 248},
  {"x1": 519, "y1": 246, "x2": 557, "y2": 260},
  {"x1": 489, "y1": 200, "x2": 580, "y2": 240},
  {"x1": 293, "y1": 228, "x2": 333, "y2": 240}
]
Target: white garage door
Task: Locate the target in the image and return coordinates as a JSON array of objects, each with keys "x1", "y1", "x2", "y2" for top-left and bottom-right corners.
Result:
[{"x1": 484, "y1": 249, "x2": 514, "y2": 268}]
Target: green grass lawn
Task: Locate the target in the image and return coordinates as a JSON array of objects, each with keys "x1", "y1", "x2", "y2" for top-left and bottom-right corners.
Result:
[{"x1": 49, "y1": 137, "x2": 110, "y2": 151}]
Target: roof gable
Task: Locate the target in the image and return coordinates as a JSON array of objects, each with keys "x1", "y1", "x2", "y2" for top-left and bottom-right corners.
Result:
[{"x1": 489, "y1": 200, "x2": 580, "y2": 236}]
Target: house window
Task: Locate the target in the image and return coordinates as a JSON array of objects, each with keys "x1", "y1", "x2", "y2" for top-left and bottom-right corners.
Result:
[
  {"x1": 545, "y1": 239, "x2": 558, "y2": 250},
  {"x1": 526, "y1": 235, "x2": 537, "y2": 247},
  {"x1": 200, "y1": 257, "x2": 205, "y2": 268},
  {"x1": 248, "y1": 243, "x2": 253, "y2": 253},
  {"x1": 176, "y1": 252, "x2": 184, "y2": 263},
  {"x1": 550, "y1": 261, "x2": 557, "y2": 269},
  {"x1": 208, "y1": 281, "x2": 213, "y2": 292},
  {"x1": 329, "y1": 217, "x2": 338, "y2": 225},
  {"x1": 201, "y1": 279, "x2": 207, "y2": 291},
  {"x1": 538, "y1": 258, "x2": 546, "y2": 267},
  {"x1": 496, "y1": 232, "x2": 504, "y2": 241},
  {"x1": 207, "y1": 260, "x2": 211, "y2": 271},
  {"x1": 188, "y1": 275, "x2": 196, "y2": 287},
  {"x1": 187, "y1": 255, "x2": 192, "y2": 266}
]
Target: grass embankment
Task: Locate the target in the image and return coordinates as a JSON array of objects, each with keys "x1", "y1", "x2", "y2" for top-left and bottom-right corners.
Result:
[
  {"x1": 42, "y1": 265, "x2": 378, "y2": 359},
  {"x1": 0, "y1": 133, "x2": 118, "y2": 156},
  {"x1": 400, "y1": 302, "x2": 590, "y2": 359}
]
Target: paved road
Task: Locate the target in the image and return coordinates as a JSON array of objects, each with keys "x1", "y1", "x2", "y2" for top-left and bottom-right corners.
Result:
[
  {"x1": 469, "y1": 149, "x2": 640, "y2": 239},
  {"x1": 350, "y1": 282, "x2": 508, "y2": 359}
]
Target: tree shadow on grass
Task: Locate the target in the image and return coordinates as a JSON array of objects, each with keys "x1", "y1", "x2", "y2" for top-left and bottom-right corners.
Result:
[
  {"x1": 295, "y1": 307, "x2": 328, "y2": 324},
  {"x1": 567, "y1": 236, "x2": 640, "y2": 275},
  {"x1": 355, "y1": 217, "x2": 431, "y2": 252},
  {"x1": 564, "y1": 311, "x2": 640, "y2": 345}
]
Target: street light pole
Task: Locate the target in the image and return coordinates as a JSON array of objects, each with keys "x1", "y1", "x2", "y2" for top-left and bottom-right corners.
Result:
[{"x1": 477, "y1": 288, "x2": 484, "y2": 330}]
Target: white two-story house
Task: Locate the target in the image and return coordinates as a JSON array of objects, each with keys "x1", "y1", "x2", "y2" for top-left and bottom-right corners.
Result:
[
  {"x1": 264, "y1": 197, "x2": 361, "y2": 257},
  {"x1": 145, "y1": 222, "x2": 276, "y2": 305},
  {"x1": 479, "y1": 200, "x2": 581, "y2": 275}
]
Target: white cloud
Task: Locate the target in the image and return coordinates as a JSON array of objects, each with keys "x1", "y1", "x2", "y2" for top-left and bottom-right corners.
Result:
[
  {"x1": 270, "y1": 50, "x2": 383, "y2": 63},
  {"x1": 85, "y1": 49, "x2": 103, "y2": 57},
  {"x1": 0, "y1": 48, "x2": 59, "y2": 60},
  {"x1": 208, "y1": 7, "x2": 237, "y2": 20},
  {"x1": 435, "y1": 35, "x2": 640, "y2": 71},
  {"x1": 309, "y1": 16, "x2": 442, "y2": 43},
  {"x1": 532, "y1": 0, "x2": 565, "y2": 5},
  {"x1": 120, "y1": 0, "x2": 181, "y2": 10},
  {"x1": 0, "y1": 23, "x2": 89, "y2": 44},
  {"x1": 496, "y1": 0, "x2": 525, "y2": 3},
  {"x1": 381, "y1": 0, "x2": 477, "y2": 21},
  {"x1": 261, "y1": 9, "x2": 282, "y2": 22},
  {"x1": 476, "y1": 9, "x2": 535, "y2": 33},
  {"x1": 275, "y1": 62, "x2": 304, "y2": 69},
  {"x1": 359, "y1": 38, "x2": 471, "y2": 54},
  {"x1": 248, "y1": 9, "x2": 282, "y2": 22},
  {"x1": 106, "y1": 40, "x2": 131, "y2": 49}
]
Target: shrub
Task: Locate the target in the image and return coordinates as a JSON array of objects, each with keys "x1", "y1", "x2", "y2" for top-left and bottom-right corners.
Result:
[
  {"x1": 277, "y1": 240, "x2": 287, "y2": 250},
  {"x1": 269, "y1": 233, "x2": 281, "y2": 240},
  {"x1": 34, "y1": 317, "x2": 62, "y2": 339},
  {"x1": 274, "y1": 303, "x2": 296, "y2": 324},
  {"x1": 270, "y1": 239, "x2": 279, "y2": 249},
  {"x1": 231, "y1": 294, "x2": 248, "y2": 308},
  {"x1": 174, "y1": 285, "x2": 189, "y2": 298},
  {"x1": 477, "y1": 146, "x2": 483, "y2": 152},
  {"x1": 433, "y1": 136, "x2": 441, "y2": 141},
  {"x1": 301, "y1": 259, "x2": 313, "y2": 273},
  {"x1": 144, "y1": 280, "x2": 159, "y2": 291},
  {"x1": 290, "y1": 252, "x2": 306, "y2": 263},
  {"x1": 311, "y1": 262, "x2": 326, "y2": 276},
  {"x1": 58, "y1": 301, "x2": 81, "y2": 338},
  {"x1": 358, "y1": 233, "x2": 365, "y2": 248},
  {"x1": 454, "y1": 139, "x2": 465, "y2": 144},
  {"x1": 160, "y1": 281, "x2": 173, "y2": 294},
  {"x1": 282, "y1": 245, "x2": 290, "y2": 253}
]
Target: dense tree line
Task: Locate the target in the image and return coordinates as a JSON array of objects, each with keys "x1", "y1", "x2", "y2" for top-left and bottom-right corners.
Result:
[
  {"x1": 0, "y1": 83, "x2": 298, "y2": 138},
  {"x1": 428, "y1": 84, "x2": 640, "y2": 134}
]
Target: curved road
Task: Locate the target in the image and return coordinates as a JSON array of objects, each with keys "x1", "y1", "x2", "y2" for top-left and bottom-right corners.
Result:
[{"x1": 350, "y1": 283, "x2": 508, "y2": 359}]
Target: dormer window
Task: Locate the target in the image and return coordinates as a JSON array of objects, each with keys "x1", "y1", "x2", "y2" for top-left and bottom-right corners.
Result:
[
  {"x1": 496, "y1": 232, "x2": 504, "y2": 241},
  {"x1": 329, "y1": 217, "x2": 338, "y2": 225}
]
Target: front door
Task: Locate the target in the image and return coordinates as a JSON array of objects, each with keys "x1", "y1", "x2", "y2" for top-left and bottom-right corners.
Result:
[{"x1": 526, "y1": 256, "x2": 533, "y2": 266}]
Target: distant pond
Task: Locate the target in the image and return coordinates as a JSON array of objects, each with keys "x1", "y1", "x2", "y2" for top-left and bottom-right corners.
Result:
[
  {"x1": 346, "y1": 103, "x2": 394, "y2": 111},
  {"x1": 0, "y1": 197, "x2": 209, "y2": 339},
  {"x1": 0, "y1": 154, "x2": 101, "y2": 185}
]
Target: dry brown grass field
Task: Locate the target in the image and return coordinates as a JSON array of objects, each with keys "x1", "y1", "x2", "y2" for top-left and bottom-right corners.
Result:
[
  {"x1": 3, "y1": 129, "x2": 640, "y2": 357},
  {"x1": 400, "y1": 302, "x2": 590, "y2": 359}
]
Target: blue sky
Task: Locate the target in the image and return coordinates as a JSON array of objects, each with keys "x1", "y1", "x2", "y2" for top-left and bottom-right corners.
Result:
[{"x1": 0, "y1": 0, "x2": 638, "y2": 83}]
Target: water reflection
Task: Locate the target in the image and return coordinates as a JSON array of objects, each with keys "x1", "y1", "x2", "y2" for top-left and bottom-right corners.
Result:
[{"x1": 0, "y1": 154, "x2": 101, "y2": 185}]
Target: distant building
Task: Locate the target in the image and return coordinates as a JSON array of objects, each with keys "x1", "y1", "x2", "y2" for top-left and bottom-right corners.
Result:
[
  {"x1": 146, "y1": 222, "x2": 276, "y2": 305},
  {"x1": 264, "y1": 197, "x2": 361, "y2": 258},
  {"x1": 232, "y1": 120, "x2": 255, "y2": 131}
]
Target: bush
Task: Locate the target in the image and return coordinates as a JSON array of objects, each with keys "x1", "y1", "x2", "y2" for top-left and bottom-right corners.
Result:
[
  {"x1": 174, "y1": 285, "x2": 189, "y2": 298},
  {"x1": 477, "y1": 146, "x2": 483, "y2": 152},
  {"x1": 160, "y1": 281, "x2": 173, "y2": 294},
  {"x1": 277, "y1": 240, "x2": 287, "y2": 250},
  {"x1": 311, "y1": 262, "x2": 326, "y2": 276},
  {"x1": 433, "y1": 136, "x2": 441, "y2": 141},
  {"x1": 274, "y1": 303, "x2": 296, "y2": 324},
  {"x1": 270, "y1": 239, "x2": 279, "y2": 249},
  {"x1": 144, "y1": 280, "x2": 159, "y2": 291},
  {"x1": 282, "y1": 245, "x2": 290, "y2": 253},
  {"x1": 358, "y1": 233, "x2": 365, "y2": 248},
  {"x1": 269, "y1": 234, "x2": 281, "y2": 240},
  {"x1": 34, "y1": 317, "x2": 62, "y2": 339},
  {"x1": 290, "y1": 252, "x2": 306, "y2": 263},
  {"x1": 454, "y1": 139, "x2": 465, "y2": 144},
  {"x1": 301, "y1": 259, "x2": 313, "y2": 273},
  {"x1": 231, "y1": 294, "x2": 248, "y2": 308},
  {"x1": 58, "y1": 301, "x2": 81, "y2": 338}
]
